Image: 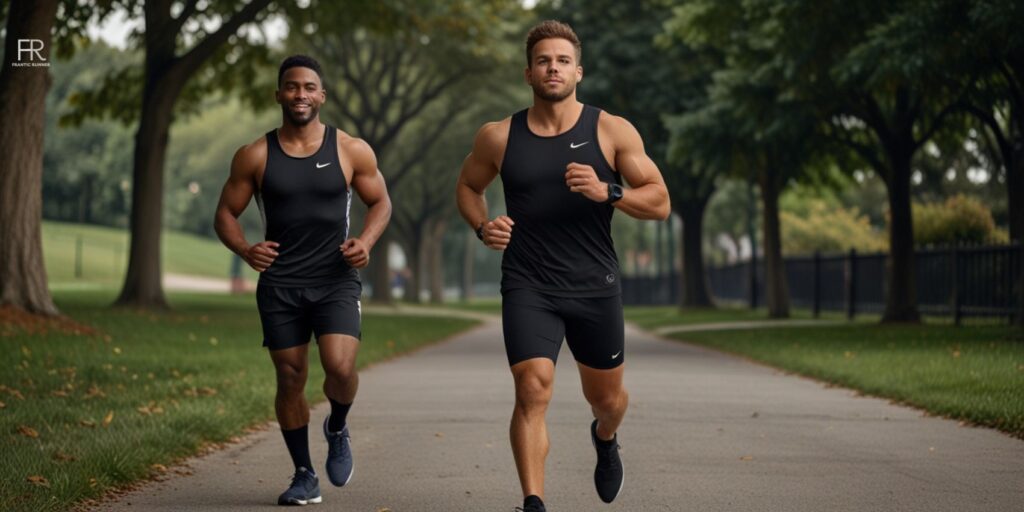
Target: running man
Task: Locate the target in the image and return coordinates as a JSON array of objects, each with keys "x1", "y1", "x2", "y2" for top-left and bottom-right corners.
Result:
[
  {"x1": 214, "y1": 55, "x2": 391, "y2": 506},
  {"x1": 455, "y1": 20, "x2": 670, "y2": 512}
]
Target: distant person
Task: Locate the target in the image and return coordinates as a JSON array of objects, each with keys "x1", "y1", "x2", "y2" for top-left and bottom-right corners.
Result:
[
  {"x1": 455, "y1": 20, "x2": 670, "y2": 512},
  {"x1": 214, "y1": 55, "x2": 391, "y2": 506}
]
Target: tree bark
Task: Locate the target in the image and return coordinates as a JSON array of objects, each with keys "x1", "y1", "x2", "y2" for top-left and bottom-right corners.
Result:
[
  {"x1": 427, "y1": 218, "x2": 447, "y2": 304},
  {"x1": 0, "y1": 0, "x2": 60, "y2": 316},
  {"x1": 759, "y1": 168, "x2": 790, "y2": 319},
  {"x1": 402, "y1": 235, "x2": 423, "y2": 303},
  {"x1": 677, "y1": 199, "x2": 713, "y2": 308},
  {"x1": 461, "y1": 229, "x2": 475, "y2": 301},
  {"x1": 881, "y1": 143, "x2": 921, "y2": 323},
  {"x1": 369, "y1": 232, "x2": 393, "y2": 303}
]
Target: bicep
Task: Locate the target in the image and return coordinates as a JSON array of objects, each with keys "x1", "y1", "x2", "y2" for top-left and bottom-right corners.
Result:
[
  {"x1": 458, "y1": 150, "x2": 499, "y2": 194},
  {"x1": 349, "y1": 144, "x2": 389, "y2": 205},
  {"x1": 219, "y1": 149, "x2": 257, "y2": 216},
  {"x1": 614, "y1": 122, "x2": 665, "y2": 189}
]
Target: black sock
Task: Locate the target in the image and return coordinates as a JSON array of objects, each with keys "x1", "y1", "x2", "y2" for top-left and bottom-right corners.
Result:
[
  {"x1": 594, "y1": 420, "x2": 617, "y2": 447},
  {"x1": 281, "y1": 425, "x2": 314, "y2": 473},
  {"x1": 328, "y1": 398, "x2": 352, "y2": 432},
  {"x1": 524, "y1": 495, "x2": 544, "y2": 508}
]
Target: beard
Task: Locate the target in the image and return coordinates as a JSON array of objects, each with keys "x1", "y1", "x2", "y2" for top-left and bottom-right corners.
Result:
[
  {"x1": 532, "y1": 79, "x2": 575, "y2": 102},
  {"x1": 282, "y1": 102, "x2": 320, "y2": 126}
]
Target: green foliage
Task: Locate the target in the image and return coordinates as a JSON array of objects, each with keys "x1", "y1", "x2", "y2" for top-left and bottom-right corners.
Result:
[
  {"x1": 781, "y1": 199, "x2": 887, "y2": 255},
  {"x1": 0, "y1": 291, "x2": 478, "y2": 512},
  {"x1": 913, "y1": 194, "x2": 1003, "y2": 246}
]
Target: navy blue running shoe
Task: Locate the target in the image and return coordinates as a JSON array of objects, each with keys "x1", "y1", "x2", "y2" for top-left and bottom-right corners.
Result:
[
  {"x1": 277, "y1": 467, "x2": 321, "y2": 506},
  {"x1": 323, "y1": 416, "x2": 354, "y2": 486}
]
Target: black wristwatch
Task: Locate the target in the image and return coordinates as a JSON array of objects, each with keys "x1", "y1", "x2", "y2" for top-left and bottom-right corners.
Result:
[
  {"x1": 475, "y1": 223, "x2": 485, "y2": 241},
  {"x1": 605, "y1": 183, "x2": 624, "y2": 204}
]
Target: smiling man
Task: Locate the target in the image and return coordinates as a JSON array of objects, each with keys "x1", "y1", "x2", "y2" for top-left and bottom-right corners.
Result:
[
  {"x1": 455, "y1": 21, "x2": 670, "y2": 512},
  {"x1": 214, "y1": 55, "x2": 391, "y2": 506}
]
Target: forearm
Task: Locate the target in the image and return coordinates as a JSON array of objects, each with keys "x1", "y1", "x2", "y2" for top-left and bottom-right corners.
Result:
[
  {"x1": 214, "y1": 209, "x2": 251, "y2": 256},
  {"x1": 355, "y1": 197, "x2": 392, "y2": 250},
  {"x1": 613, "y1": 184, "x2": 670, "y2": 220},
  {"x1": 456, "y1": 183, "x2": 489, "y2": 229}
]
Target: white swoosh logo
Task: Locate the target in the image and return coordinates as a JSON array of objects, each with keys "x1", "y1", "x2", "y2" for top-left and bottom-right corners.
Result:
[
  {"x1": 570, "y1": 141, "x2": 590, "y2": 149},
  {"x1": 611, "y1": 351, "x2": 622, "y2": 359},
  {"x1": 316, "y1": 162, "x2": 331, "y2": 169}
]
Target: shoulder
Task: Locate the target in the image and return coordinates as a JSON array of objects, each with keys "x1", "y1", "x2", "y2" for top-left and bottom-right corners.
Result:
[
  {"x1": 475, "y1": 117, "x2": 512, "y2": 148},
  {"x1": 597, "y1": 110, "x2": 641, "y2": 141},
  {"x1": 232, "y1": 134, "x2": 268, "y2": 172},
  {"x1": 336, "y1": 128, "x2": 377, "y2": 168}
]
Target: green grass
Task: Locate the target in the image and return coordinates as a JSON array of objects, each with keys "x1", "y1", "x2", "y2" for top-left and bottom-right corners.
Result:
[
  {"x1": 667, "y1": 324, "x2": 1024, "y2": 438},
  {"x1": 42, "y1": 221, "x2": 258, "y2": 286},
  {"x1": 1, "y1": 290, "x2": 477, "y2": 512},
  {"x1": 624, "y1": 305, "x2": 875, "y2": 330},
  {"x1": 440, "y1": 298, "x2": 502, "y2": 316}
]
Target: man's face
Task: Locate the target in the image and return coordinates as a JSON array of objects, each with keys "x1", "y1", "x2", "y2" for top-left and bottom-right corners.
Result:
[
  {"x1": 525, "y1": 38, "x2": 582, "y2": 102},
  {"x1": 276, "y1": 67, "x2": 325, "y2": 126}
]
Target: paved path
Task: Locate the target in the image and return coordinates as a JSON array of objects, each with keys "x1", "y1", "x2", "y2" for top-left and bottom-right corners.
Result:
[{"x1": 99, "y1": 320, "x2": 1024, "y2": 511}]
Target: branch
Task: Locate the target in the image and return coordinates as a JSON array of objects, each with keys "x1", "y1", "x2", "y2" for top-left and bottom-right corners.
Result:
[{"x1": 177, "y1": 0, "x2": 273, "y2": 76}]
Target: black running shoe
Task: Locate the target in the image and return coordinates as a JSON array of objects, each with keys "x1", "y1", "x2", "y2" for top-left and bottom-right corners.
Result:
[
  {"x1": 323, "y1": 416, "x2": 354, "y2": 486},
  {"x1": 590, "y1": 419, "x2": 624, "y2": 503},
  {"x1": 515, "y1": 503, "x2": 547, "y2": 512},
  {"x1": 277, "y1": 467, "x2": 321, "y2": 506}
]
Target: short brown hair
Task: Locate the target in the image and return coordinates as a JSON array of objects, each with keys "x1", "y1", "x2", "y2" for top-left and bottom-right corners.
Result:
[{"x1": 525, "y1": 20, "x2": 581, "y2": 66}]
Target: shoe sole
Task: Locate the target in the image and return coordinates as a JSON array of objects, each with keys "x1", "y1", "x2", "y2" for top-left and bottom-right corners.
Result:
[
  {"x1": 591, "y1": 421, "x2": 625, "y2": 503},
  {"x1": 280, "y1": 495, "x2": 322, "y2": 506},
  {"x1": 323, "y1": 417, "x2": 355, "y2": 487}
]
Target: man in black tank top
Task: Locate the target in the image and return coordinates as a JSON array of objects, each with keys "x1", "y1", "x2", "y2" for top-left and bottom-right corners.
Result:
[
  {"x1": 456, "y1": 21, "x2": 670, "y2": 512},
  {"x1": 214, "y1": 55, "x2": 392, "y2": 506}
]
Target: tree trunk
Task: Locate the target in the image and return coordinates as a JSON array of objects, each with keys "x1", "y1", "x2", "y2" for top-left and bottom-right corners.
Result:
[
  {"x1": 881, "y1": 144, "x2": 921, "y2": 323},
  {"x1": 116, "y1": 76, "x2": 184, "y2": 309},
  {"x1": 402, "y1": 235, "x2": 423, "y2": 303},
  {"x1": 369, "y1": 231, "x2": 393, "y2": 303},
  {"x1": 677, "y1": 199, "x2": 713, "y2": 308},
  {"x1": 461, "y1": 229, "x2": 475, "y2": 301},
  {"x1": 0, "y1": 0, "x2": 60, "y2": 316},
  {"x1": 759, "y1": 169, "x2": 789, "y2": 318},
  {"x1": 427, "y1": 218, "x2": 447, "y2": 304}
]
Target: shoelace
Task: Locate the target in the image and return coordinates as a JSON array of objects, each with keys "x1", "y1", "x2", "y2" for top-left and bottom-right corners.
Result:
[{"x1": 327, "y1": 430, "x2": 349, "y2": 453}]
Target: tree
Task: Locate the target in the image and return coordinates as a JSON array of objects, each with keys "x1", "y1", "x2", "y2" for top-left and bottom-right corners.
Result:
[
  {"x1": 65, "y1": 0, "x2": 278, "y2": 309},
  {"x1": 0, "y1": 0, "x2": 62, "y2": 315}
]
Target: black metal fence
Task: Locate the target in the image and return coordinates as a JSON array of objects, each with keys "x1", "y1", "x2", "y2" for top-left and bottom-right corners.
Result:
[{"x1": 622, "y1": 243, "x2": 1022, "y2": 323}]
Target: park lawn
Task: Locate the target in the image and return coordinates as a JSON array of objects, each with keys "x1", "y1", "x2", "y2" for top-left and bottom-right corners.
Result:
[
  {"x1": 1, "y1": 291, "x2": 477, "y2": 512},
  {"x1": 624, "y1": 305, "x2": 875, "y2": 330},
  {"x1": 665, "y1": 324, "x2": 1024, "y2": 438},
  {"x1": 441, "y1": 298, "x2": 502, "y2": 316},
  {"x1": 42, "y1": 221, "x2": 259, "y2": 286}
]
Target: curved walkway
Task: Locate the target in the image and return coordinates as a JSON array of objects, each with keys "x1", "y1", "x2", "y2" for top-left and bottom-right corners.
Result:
[{"x1": 97, "y1": 318, "x2": 1023, "y2": 511}]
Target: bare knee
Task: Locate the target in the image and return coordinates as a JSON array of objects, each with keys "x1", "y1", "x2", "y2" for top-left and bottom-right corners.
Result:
[
  {"x1": 275, "y1": 363, "x2": 307, "y2": 396},
  {"x1": 324, "y1": 362, "x2": 357, "y2": 386},
  {"x1": 588, "y1": 388, "x2": 627, "y2": 415},
  {"x1": 514, "y1": 374, "x2": 553, "y2": 415}
]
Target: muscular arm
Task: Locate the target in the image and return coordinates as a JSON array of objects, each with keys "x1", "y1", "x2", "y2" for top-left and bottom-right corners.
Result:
[
  {"x1": 604, "y1": 114, "x2": 671, "y2": 220},
  {"x1": 343, "y1": 137, "x2": 391, "y2": 266},
  {"x1": 214, "y1": 142, "x2": 279, "y2": 271},
  {"x1": 455, "y1": 120, "x2": 514, "y2": 250}
]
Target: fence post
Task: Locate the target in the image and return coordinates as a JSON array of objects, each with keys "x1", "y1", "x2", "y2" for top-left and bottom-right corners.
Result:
[
  {"x1": 75, "y1": 235, "x2": 83, "y2": 279},
  {"x1": 845, "y1": 248, "x2": 857, "y2": 320},
  {"x1": 951, "y1": 245, "x2": 961, "y2": 326},
  {"x1": 813, "y1": 250, "x2": 821, "y2": 319}
]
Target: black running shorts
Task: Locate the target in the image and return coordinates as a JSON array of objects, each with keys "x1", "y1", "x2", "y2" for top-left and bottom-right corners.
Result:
[
  {"x1": 256, "y1": 279, "x2": 362, "y2": 351},
  {"x1": 501, "y1": 288, "x2": 625, "y2": 370}
]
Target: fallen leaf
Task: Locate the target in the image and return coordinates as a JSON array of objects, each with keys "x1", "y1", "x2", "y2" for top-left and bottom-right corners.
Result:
[
  {"x1": 151, "y1": 464, "x2": 167, "y2": 473},
  {"x1": 843, "y1": 351, "x2": 856, "y2": 359},
  {"x1": 952, "y1": 350, "x2": 961, "y2": 358},
  {"x1": 0, "y1": 400, "x2": 6, "y2": 409},
  {"x1": 84, "y1": 385, "x2": 105, "y2": 399},
  {"x1": 113, "y1": 347, "x2": 122, "y2": 355},
  {"x1": 197, "y1": 387, "x2": 217, "y2": 396},
  {"x1": 51, "y1": 390, "x2": 69, "y2": 398},
  {"x1": 739, "y1": 455, "x2": 754, "y2": 461},
  {"x1": 209, "y1": 337, "x2": 219, "y2": 346},
  {"x1": 435, "y1": 432, "x2": 444, "y2": 438},
  {"x1": 79, "y1": 419, "x2": 96, "y2": 428},
  {"x1": 53, "y1": 451, "x2": 76, "y2": 462},
  {"x1": 17, "y1": 425, "x2": 39, "y2": 438},
  {"x1": 137, "y1": 406, "x2": 152, "y2": 416},
  {"x1": 21, "y1": 346, "x2": 31, "y2": 358},
  {"x1": 751, "y1": 412, "x2": 760, "y2": 419},
  {"x1": 88, "y1": 477, "x2": 98, "y2": 488},
  {"x1": 102, "y1": 410, "x2": 114, "y2": 427},
  {"x1": 376, "y1": 508, "x2": 392, "y2": 512},
  {"x1": 27, "y1": 475, "x2": 49, "y2": 487}
]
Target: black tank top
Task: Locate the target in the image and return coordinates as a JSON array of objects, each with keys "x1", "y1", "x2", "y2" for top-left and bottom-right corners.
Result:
[
  {"x1": 499, "y1": 105, "x2": 622, "y2": 297},
  {"x1": 256, "y1": 125, "x2": 356, "y2": 287}
]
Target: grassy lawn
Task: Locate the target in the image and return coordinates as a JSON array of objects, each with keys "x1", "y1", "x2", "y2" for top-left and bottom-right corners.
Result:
[
  {"x1": 1, "y1": 290, "x2": 477, "y2": 512},
  {"x1": 666, "y1": 324, "x2": 1024, "y2": 438},
  {"x1": 624, "y1": 305, "x2": 875, "y2": 330},
  {"x1": 43, "y1": 221, "x2": 259, "y2": 286},
  {"x1": 441, "y1": 298, "x2": 502, "y2": 316}
]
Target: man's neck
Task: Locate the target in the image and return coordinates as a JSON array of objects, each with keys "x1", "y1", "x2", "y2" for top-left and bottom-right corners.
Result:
[
  {"x1": 528, "y1": 97, "x2": 583, "y2": 136},
  {"x1": 278, "y1": 118, "x2": 325, "y2": 143}
]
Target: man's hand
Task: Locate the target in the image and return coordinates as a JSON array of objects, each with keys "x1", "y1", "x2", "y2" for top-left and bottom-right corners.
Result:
[
  {"x1": 244, "y1": 241, "x2": 280, "y2": 272},
  {"x1": 565, "y1": 162, "x2": 609, "y2": 203},
  {"x1": 340, "y1": 238, "x2": 370, "y2": 268},
  {"x1": 482, "y1": 215, "x2": 515, "y2": 251}
]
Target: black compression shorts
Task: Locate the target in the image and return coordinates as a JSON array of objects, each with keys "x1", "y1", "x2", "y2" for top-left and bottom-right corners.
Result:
[
  {"x1": 256, "y1": 279, "x2": 362, "y2": 351},
  {"x1": 501, "y1": 288, "x2": 624, "y2": 370}
]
